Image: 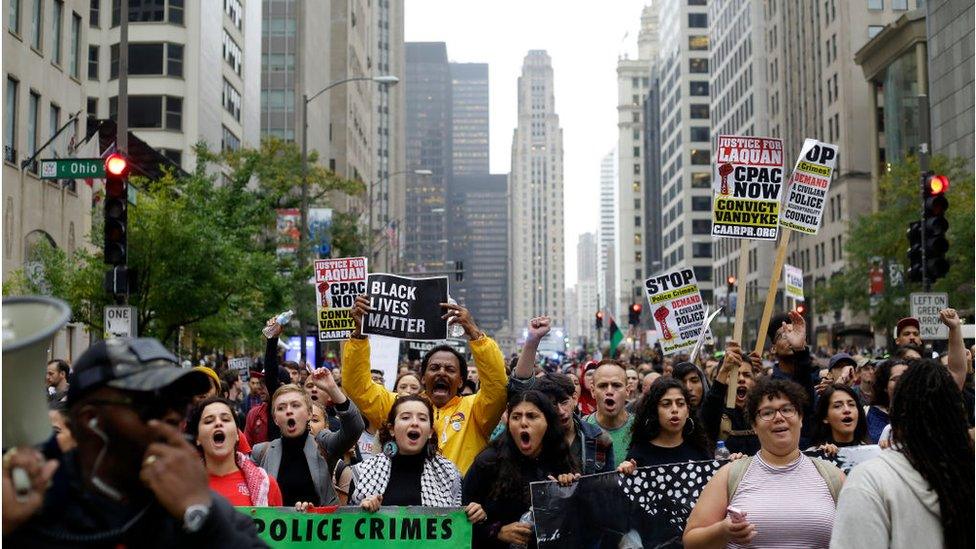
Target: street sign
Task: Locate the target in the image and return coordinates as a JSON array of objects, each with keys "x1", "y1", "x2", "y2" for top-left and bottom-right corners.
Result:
[
  {"x1": 909, "y1": 292, "x2": 949, "y2": 340},
  {"x1": 104, "y1": 305, "x2": 138, "y2": 338},
  {"x1": 39, "y1": 158, "x2": 105, "y2": 179}
]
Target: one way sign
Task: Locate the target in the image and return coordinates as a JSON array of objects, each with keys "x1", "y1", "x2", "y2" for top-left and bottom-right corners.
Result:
[{"x1": 104, "y1": 305, "x2": 138, "y2": 338}]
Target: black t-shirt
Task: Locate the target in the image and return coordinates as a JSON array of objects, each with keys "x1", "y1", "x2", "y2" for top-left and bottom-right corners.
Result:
[
  {"x1": 382, "y1": 452, "x2": 425, "y2": 506},
  {"x1": 278, "y1": 432, "x2": 318, "y2": 506},
  {"x1": 625, "y1": 439, "x2": 711, "y2": 467}
]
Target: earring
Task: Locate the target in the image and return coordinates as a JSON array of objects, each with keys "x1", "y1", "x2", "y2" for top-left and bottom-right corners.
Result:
[{"x1": 383, "y1": 441, "x2": 398, "y2": 458}]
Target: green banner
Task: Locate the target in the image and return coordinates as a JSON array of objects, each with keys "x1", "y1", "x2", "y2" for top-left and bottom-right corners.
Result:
[
  {"x1": 39, "y1": 158, "x2": 105, "y2": 179},
  {"x1": 236, "y1": 506, "x2": 472, "y2": 548}
]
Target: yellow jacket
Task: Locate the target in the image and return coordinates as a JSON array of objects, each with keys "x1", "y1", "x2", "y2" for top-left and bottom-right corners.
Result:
[{"x1": 341, "y1": 336, "x2": 508, "y2": 474}]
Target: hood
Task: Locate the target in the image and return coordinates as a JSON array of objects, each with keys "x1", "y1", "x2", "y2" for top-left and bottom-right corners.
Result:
[{"x1": 879, "y1": 450, "x2": 941, "y2": 516}]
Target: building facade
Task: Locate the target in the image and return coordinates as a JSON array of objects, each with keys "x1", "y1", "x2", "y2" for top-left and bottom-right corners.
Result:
[
  {"x1": 450, "y1": 62, "x2": 489, "y2": 176},
  {"x1": 925, "y1": 0, "x2": 974, "y2": 169},
  {"x1": 574, "y1": 232, "x2": 598, "y2": 345},
  {"x1": 597, "y1": 148, "x2": 616, "y2": 317},
  {"x1": 656, "y1": 0, "x2": 714, "y2": 303},
  {"x1": 509, "y1": 50, "x2": 565, "y2": 330},
  {"x1": 87, "y1": 0, "x2": 261, "y2": 169}
]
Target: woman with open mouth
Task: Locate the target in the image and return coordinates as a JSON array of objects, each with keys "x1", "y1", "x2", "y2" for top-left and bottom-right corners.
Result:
[
  {"x1": 463, "y1": 390, "x2": 580, "y2": 549},
  {"x1": 618, "y1": 378, "x2": 713, "y2": 471},
  {"x1": 684, "y1": 378, "x2": 845, "y2": 549},
  {"x1": 808, "y1": 384, "x2": 867, "y2": 456},
  {"x1": 700, "y1": 341, "x2": 762, "y2": 455},
  {"x1": 348, "y1": 395, "x2": 486, "y2": 524},
  {"x1": 578, "y1": 361, "x2": 599, "y2": 416},
  {"x1": 186, "y1": 397, "x2": 283, "y2": 506},
  {"x1": 251, "y1": 368, "x2": 364, "y2": 508}
]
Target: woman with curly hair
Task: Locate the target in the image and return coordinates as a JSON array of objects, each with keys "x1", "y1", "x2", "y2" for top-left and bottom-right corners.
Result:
[
  {"x1": 618, "y1": 378, "x2": 712, "y2": 470},
  {"x1": 831, "y1": 361, "x2": 974, "y2": 548},
  {"x1": 463, "y1": 390, "x2": 580, "y2": 548}
]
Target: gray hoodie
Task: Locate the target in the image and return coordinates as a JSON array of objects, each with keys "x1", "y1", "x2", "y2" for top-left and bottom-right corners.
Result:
[{"x1": 830, "y1": 449, "x2": 943, "y2": 549}]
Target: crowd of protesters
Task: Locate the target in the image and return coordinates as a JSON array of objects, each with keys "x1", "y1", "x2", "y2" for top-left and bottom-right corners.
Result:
[{"x1": 3, "y1": 296, "x2": 973, "y2": 548}]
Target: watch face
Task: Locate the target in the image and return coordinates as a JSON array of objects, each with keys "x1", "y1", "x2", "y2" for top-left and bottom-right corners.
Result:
[{"x1": 184, "y1": 504, "x2": 210, "y2": 533}]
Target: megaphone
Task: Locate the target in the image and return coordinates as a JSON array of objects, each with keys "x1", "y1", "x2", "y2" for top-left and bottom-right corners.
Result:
[{"x1": 2, "y1": 296, "x2": 71, "y2": 449}]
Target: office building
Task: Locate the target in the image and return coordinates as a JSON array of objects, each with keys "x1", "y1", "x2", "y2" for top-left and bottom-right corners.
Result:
[
  {"x1": 926, "y1": 0, "x2": 974, "y2": 168},
  {"x1": 597, "y1": 148, "x2": 616, "y2": 315},
  {"x1": 450, "y1": 62, "x2": 489, "y2": 176},
  {"x1": 575, "y1": 232, "x2": 598, "y2": 344}
]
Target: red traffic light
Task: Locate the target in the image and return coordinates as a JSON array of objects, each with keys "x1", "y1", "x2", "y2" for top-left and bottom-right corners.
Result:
[
  {"x1": 726, "y1": 275, "x2": 736, "y2": 285},
  {"x1": 927, "y1": 174, "x2": 949, "y2": 195},
  {"x1": 105, "y1": 153, "x2": 130, "y2": 177},
  {"x1": 631, "y1": 303, "x2": 642, "y2": 313},
  {"x1": 595, "y1": 311, "x2": 604, "y2": 319},
  {"x1": 795, "y1": 303, "x2": 807, "y2": 315}
]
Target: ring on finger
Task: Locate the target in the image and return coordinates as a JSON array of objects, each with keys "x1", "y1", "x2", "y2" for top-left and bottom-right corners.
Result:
[{"x1": 143, "y1": 454, "x2": 158, "y2": 467}]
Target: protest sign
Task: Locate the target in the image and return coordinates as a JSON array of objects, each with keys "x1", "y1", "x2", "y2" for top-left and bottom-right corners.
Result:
[
  {"x1": 228, "y1": 357, "x2": 252, "y2": 371},
  {"x1": 363, "y1": 274, "x2": 448, "y2": 341},
  {"x1": 643, "y1": 268, "x2": 707, "y2": 356},
  {"x1": 712, "y1": 135, "x2": 785, "y2": 241},
  {"x1": 531, "y1": 446, "x2": 879, "y2": 549},
  {"x1": 780, "y1": 138, "x2": 839, "y2": 234},
  {"x1": 238, "y1": 506, "x2": 471, "y2": 548},
  {"x1": 276, "y1": 209, "x2": 301, "y2": 257},
  {"x1": 910, "y1": 292, "x2": 949, "y2": 340},
  {"x1": 315, "y1": 257, "x2": 368, "y2": 341},
  {"x1": 784, "y1": 264, "x2": 804, "y2": 301},
  {"x1": 369, "y1": 334, "x2": 401, "y2": 390}
]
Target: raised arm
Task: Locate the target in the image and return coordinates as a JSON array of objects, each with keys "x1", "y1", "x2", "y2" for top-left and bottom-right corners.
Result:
[
  {"x1": 940, "y1": 308, "x2": 967, "y2": 390},
  {"x1": 310, "y1": 368, "x2": 366, "y2": 458},
  {"x1": 514, "y1": 316, "x2": 551, "y2": 380},
  {"x1": 342, "y1": 296, "x2": 397, "y2": 430}
]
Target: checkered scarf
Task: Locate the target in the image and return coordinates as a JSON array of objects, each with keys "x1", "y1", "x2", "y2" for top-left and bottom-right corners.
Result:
[
  {"x1": 351, "y1": 453, "x2": 461, "y2": 507},
  {"x1": 236, "y1": 451, "x2": 271, "y2": 506}
]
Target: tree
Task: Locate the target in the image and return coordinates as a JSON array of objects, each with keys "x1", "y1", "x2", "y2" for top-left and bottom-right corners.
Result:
[{"x1": 817, "y1": 155, "x2": 974, "y2": 337}]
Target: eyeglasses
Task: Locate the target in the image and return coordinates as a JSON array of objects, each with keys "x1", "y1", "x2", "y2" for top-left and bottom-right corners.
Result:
[{"x1": 756, "y1": 404, "x2": 798, "y2": 421}]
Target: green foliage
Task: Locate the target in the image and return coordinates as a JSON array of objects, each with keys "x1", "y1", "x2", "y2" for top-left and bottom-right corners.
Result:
[{"x1": 817, "y1": 155, "x2": 974, "y2": 334}]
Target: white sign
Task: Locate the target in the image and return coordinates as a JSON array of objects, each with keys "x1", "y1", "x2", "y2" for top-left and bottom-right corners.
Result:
[
  {"x1": 780, "y1": 138, "x2": 839, "y2": 234},
  {"x1": 910, "y1": 292, "x2": 949, "y2": 340},
  {"x1": 228, "y1": 357, "x2": 252, "y2": 371},
  {"x1": 784, "y1": 264, "x2": 805, "y2": 301},
  {"x1": 643, "y1": 268, "x2": 707, "y2": 356},
  {"x1": 104, "y1": 305, "x2": 137, "y2": 338}
]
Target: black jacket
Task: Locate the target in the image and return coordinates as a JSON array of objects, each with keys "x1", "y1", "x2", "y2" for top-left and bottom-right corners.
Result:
[{"x1": 3, "y1": 451, "x2": 266, "y2": 549}]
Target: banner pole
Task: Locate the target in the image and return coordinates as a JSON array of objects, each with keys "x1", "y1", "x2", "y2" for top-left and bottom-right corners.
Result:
[{"x1": 753, "y1": 230, "x2": 793, "y2": 356}]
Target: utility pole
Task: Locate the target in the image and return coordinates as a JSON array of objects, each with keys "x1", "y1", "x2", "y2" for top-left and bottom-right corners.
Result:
[{"x1": 917, "y1": 94, "x2": 931, "y2": 291}]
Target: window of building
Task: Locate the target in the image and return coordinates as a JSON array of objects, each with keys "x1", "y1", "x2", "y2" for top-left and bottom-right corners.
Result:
[
  {"x1": 691, "y1": 196, "x2": 711, "y2": 211},
  {"x1": 88, "y1": 45, "x2": 99, "y2": 79},
  {"x1": 263, "y1": 53, "x2": 295, "y2": 71},
  {"x1": 692, "y1": 242, "x2": 712, "y2": 257},
  {"x1": 689, "y1": 58, "x2": 708, "y2": 73},
  {"x1": 5, "y1": 77, "x2": 18, "y2": 163},
  {"x1": 264, "y1": 18, "x2": 299, "y2": 37},
  {"x1": 692, "y1": 219, "x2": 711, "y2": 234},
  {"x1": 109, "y1": 94, "x2": 182, "y2": 130},
  {"x1": 48, "y1": 103, "x2": 60, "y2": 140},
  {"x1": 160, "y1": 148, "x2": 181, "y2": 166},
  {"x1": 110, "y1": 42, "x2": 183, "y2": 78},
  {"x1": 222, "y1": 79, "x2": 241, "y2": 121},
  {"x1": 166, "y1": 43, "x2": 182, "y2": 76},
  {"x1": 693, "y1": 266, "x2": 712, "y2": 281},
  {"x1": 688, "y1": 0, "x2": 706, "y2": 4},
  {"x1": 30, "y1": 0, "x2": 41, "y2": 49},
  {"x1": 89, "y1": 0, "x2": 99, "y2": 26},
  {"x1": 868, "y1": 25, "x2": 884, "y2": 38},
  {"x1": 688, "y1": 13, "x2": 707, "y2": 28},
  {"x1": 690, "y1": 126, "x2": 709, "y2": 142},
  {"x1": 9, "y1": 0, "x2": 20, "y2": 34},
  {"x1": 633, "y1": 162, "x2": 641, "y2": 174},
  {"x1": 69, "y1": 13, "x2": 81, "y2": 77},
  {"x1": 222, "y1": 30, "x2": 242, "y2": 76},
  {"x1": 690, "y1": 104, "x2": 709, "y2": 119},
  {"x1": 688, "y1": 35, "x2": 708, "y2": 50},
  {"x1": 691, "y1": 172, "x2": 710, "y2": 188},
  {"x1": 27, "y1": 91, "x2": 39, "y2": 170},
  {"x1": 86, "y1": 96, "x2": 97, "y2": 117},
  {"x1": 868, "y1": 0, "x2": 883, "y2": 9},
  {"x1": 112, "y1": 0, "x2": 183, "y2": 26},
  {"x1": 690, "y1": 81, "x2": 708, "y2": 96},
  {"x1": 222, "y1": 125, "x2": 240, "y2": 152},
  {"x1": 892, "y1": 0, "x2": 907, "y2": 9},
  {"x1": 51, "y1": 0, "x2": 63, "y2": 65},
  {"x1": 224, "y1": 0, "x2": 242, "y2": 29},
  {"x1": 690, "y1": 149, "x2": 710, "y2": 165}
]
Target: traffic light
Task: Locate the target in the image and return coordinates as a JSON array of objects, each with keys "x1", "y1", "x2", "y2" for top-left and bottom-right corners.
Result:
[
  {"x1": 103, "y1": 153, "x2": 129, "y2": 266},
  {"x1": 907, "y1": 221, "x2": 923, "y2": 282},
  {"x1": 795, "y1": 303, "x2": 807, "y2": 316},
  {"x1": 726, "y1": 275, "x2": 736, "y2": 295},
  {"x1": 922, "y1": 172, "x2": 949, "y2": 281},
  {"x1": 628, "y1": 303, "x2": 642, "y2": 326},
  {"x1": 595, "y1": 311, "x2": 604, "y2": 330}
]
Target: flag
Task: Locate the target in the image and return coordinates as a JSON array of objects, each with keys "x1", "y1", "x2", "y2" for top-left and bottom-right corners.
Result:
[{"x1": 609, "y1": 316, "x2": 623, "y2": 358}]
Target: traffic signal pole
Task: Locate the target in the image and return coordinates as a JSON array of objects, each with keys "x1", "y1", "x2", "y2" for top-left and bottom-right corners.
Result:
[{"x1": 917, "y1": 95, "x2": 931, "y2": 291}]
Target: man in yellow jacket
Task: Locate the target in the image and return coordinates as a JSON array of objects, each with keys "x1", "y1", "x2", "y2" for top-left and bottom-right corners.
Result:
[{"x1": 343, "y1": 295, "x2": 508, "y2": 474}]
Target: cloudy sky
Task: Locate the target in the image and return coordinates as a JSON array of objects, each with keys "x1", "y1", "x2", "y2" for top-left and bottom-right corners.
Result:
[{"x1": 405, "y1": 0, "x2": 649, "y2": 287}]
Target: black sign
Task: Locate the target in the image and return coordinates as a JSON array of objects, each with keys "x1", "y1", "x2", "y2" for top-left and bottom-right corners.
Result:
[{"x1": 362, "y1": 274, "x2": 448, "y2": 341}]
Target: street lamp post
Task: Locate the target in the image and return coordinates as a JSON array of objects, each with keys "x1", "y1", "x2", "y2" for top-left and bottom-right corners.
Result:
[{"x1": 298, "y1": 75, "x2": 398, "y2": 364}]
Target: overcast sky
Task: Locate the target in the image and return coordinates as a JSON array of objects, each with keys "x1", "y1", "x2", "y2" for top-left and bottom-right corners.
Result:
[{"x1": 405, "y1": 0, "x2": 649, "y2": 288}]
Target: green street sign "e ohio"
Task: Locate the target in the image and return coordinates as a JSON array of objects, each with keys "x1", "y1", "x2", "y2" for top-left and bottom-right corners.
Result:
[{"x1": 39, "y1": 158, "x2": 105, "y2": 179}]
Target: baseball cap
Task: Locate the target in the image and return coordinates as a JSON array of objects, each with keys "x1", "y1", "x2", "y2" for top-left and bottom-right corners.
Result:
[
  {"x1": 828, "y1": 352, "x2": 857, "y2": 371},
  {"x1": 68, "y1": 338, "x2": 210, "y2": 405},
  {"x1": 895, "y1": 317, "x2": 920, "y2": 335}
]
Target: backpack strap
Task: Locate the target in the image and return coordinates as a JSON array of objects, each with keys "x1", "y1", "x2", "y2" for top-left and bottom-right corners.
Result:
[
  {"x1": 725, "y1": 455, "x2": 753, "y2": 501},
  {"x1": 809, "y1": 456, "x2": 845, "y2": 503}
]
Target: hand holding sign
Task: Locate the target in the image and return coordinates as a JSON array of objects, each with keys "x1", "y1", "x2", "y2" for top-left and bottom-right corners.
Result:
[
  {"x1": 440, "y1": 302, "x2": 482, "y2": 341},
  {"x1": 350, "y1": 295, "x2": 372, "y2": 338},
  {"x1": 718, "y1": 341, "x2": 743, "y2": 385}
]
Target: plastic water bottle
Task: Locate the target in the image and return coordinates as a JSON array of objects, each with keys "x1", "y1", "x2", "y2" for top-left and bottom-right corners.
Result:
[
  {"x1": 510, "y1": 508, "x2": 534, "y2": 549},
  {"x1": 715, "y1": 440, "x2": 731, "y2": 460},
  {"x1": 262, "y1": 310, "x2": 294, "y2": 338},
  {"x1": 446, "y1": 297, "x2": 466, "y2": 339}
]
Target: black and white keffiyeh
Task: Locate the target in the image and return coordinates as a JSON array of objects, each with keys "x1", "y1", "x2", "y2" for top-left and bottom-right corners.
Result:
[{"x1": 350, "y1": 453, "x2": 461, "y2": 507}]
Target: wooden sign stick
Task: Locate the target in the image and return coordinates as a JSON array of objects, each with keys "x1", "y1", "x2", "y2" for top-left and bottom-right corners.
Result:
[
  {"x1": 754, "y1": 230, "x2": 793, "y2": 356},
  {"x1": 723, "y1": 239, "x2": 752, "y2": 428}
]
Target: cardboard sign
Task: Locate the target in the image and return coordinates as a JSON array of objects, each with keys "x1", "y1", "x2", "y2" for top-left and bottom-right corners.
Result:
[
  {"x1": 239, "y1": 506, "x2": 471, "y2": 547},
  {"x1": 315, "y1": 257, "x2": 368, "y2": 341},
  {"x1": 910, "y1": 292, "x2": 949, "y2": 340},
  {"x1": 784, "y1": 264, "x2": 804, "y2": 301},
  {"x1": 643, "y1": 268, "x2": 707, "y2": 355},
  {"x1": 780, "y1": 138, "x2": 839, "y2": 234},
  {"x1": 228, "y1": 357, "x2": 252, "y2": 371},
  {"x1": 363, "y1": 274, "x2": 448, "y2": 341},
  {"x1": 712, "y1": 135, "x2": 785, "y2": 240}
]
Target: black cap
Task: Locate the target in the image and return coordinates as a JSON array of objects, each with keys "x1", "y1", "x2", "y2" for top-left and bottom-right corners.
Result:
[
  {"x1": 767, "y1": 313, "x2": 791, "y2": 344},
  {"x1": 67, "y1": 338, "x2": 210, "y2": 405},
  {"x1": 828, "y1": 353, "x2": 857, "y2": 371}
]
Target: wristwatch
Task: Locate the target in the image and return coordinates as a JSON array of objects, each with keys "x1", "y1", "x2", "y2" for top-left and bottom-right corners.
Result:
[{"x1": 183, "y1": 503, "x2": 212, "y2": 533}]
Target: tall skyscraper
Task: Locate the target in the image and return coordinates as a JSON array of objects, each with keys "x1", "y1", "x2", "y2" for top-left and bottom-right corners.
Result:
[
  {"x1": 87, "y1": 0, "x2": 261, "y2": 168},
  {"x1": 926, "y1": 0, "x2": 974, "y2": 168},
  {"x1": 449, "y1": 173, "x2": 509, "y2": 334},
  {"x1": 509, "y1": 50, "x2": 564, "y2": 330},
  {"x1": 404, "y1": 42, "x2": 451, "y2": 273},
  {"x1": 597, "y1": 148, "x2": 616, "y2": 315},
  {"x1": 575, "y1": 232, "x2": 598, "y2": 344},
  {"x1": 657, "y1": 0, "x2": 714, "y2": 303},
  {"x1": 615, "y1": 5, "x2": 658, "y2": 321},
  {"x1": 708, "y1": 0, "x2": 773, "y2": 337},
  {"x1": 450, "y1": 63, "x2": 489, "y2": 176}
]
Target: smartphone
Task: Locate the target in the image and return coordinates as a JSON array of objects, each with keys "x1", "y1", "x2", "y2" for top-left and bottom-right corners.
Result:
[{"x1": 726, "y1": 506, "x2": 746, "y2": 523}]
